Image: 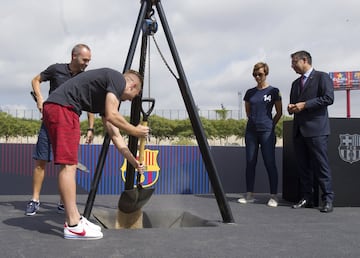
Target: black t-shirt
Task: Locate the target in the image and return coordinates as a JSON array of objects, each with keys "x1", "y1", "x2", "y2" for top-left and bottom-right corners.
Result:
[
  {"x1": 45, "y1": 68, "x2": 126, "y2": 116},
  {"x1": 40, "y1": 63, "x2": 75, "y2": 94}
]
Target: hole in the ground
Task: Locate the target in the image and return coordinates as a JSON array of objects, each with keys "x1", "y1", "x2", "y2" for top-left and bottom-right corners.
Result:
[{"x1": 93, "y1": 209, "x2": 218, "y2": 229}]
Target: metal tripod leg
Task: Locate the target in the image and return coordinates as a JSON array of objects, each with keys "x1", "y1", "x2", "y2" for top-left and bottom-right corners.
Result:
[{"x1": 154, "y1": 1, "x2": 234, "y2": 223}]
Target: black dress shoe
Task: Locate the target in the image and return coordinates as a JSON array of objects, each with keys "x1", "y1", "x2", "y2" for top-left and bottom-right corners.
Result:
[
  {"x1": 320, "y1": 202, "x2": 333, "y2": 213},
  {"x1": 292, "y1": 198, "x2": 313, "y2": 209}
]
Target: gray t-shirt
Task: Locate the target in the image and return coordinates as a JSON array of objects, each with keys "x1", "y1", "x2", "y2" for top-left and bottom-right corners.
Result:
[
  {"x1": 45, "y1": 68, "x2": 125, "y2": 116},
  {"x1": 40, "y1": 63, "x2": 76, "y2": 94}
]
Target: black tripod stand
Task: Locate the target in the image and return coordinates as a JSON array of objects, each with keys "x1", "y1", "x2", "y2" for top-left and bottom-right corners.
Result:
[{"x1": 83, "y1": 0, "x2": 234, "y2": 224}]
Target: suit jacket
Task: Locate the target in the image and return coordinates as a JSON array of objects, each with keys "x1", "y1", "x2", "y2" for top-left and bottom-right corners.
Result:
[{"x1": 289, "y1": 69, "x2": 334, "y2": 137}]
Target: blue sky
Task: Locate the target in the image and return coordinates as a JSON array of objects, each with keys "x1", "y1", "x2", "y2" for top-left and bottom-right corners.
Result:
[{"x1": 1, "y1": 0, "x2": 360, "y2": 118}]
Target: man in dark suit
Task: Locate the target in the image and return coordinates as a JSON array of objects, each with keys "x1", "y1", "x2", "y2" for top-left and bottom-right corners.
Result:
[{"x1": 288, "y1": 50, "x2": 334, "y2": 213}]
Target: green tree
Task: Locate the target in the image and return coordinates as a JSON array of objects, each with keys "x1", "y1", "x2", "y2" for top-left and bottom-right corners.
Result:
[
  {"x1": 233, "y1": 119, "x2": 247, "y2": 140},
  {"x1": 148, "y1": 115, "x2": 175, "y2": 144},
  {"x1": 275, "y1": 115, "x2": 292, "y2": 138},
  {"x1": 215, "y1": 104, "x2": 229, "y2": 120},
  {"x1": 80, "y1": 116, "x2": 105, "y2": 136},
  {"x1": 173, "y1": 118, "x2": 193, "y2": 139},
  {"x1": 0, "y1": 112, "x2": 19, "y2": 141},
  {"x1": 199, "y1": 117, "x2": 217, "y2": 140},
  {"x1": 0, "y1": 110, "x2": 290, "y2": 145},
  {"x1": 212, "y1": 118, "x2": 240, "y2": 145}
]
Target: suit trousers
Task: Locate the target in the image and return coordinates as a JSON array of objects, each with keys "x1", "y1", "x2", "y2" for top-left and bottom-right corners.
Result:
[{"x1": 293, "y1": 133, "x2": 334, "y2": 202}]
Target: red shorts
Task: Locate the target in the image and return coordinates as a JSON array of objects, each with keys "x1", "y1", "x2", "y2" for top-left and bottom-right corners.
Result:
[{"x1": 42, "y1": 103, "x2": 80, "y2": 165}]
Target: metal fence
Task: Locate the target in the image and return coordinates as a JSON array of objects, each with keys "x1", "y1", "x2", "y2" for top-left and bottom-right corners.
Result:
[{"x1": 1, "y1": 108, "x2": 244, "y2": 121}]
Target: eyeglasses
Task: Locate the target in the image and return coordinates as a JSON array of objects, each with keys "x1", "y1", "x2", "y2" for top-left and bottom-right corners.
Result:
[{"x1": 253, "y1": 73, "x2": 265, "y2": 77}]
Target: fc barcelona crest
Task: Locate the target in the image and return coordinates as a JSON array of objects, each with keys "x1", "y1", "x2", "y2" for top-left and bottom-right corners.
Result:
[
  {"x1": 121, "y1": 149, "x2": 160, "y2": 187},
  {"x1": 338, "y1": 134, "x2": 360, "y2": 164}
]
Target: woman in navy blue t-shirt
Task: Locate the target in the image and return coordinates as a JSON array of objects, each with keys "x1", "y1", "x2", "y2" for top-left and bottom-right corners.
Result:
[{"x1": 238, "y1": 62, "x2": 283, "y2": 207}]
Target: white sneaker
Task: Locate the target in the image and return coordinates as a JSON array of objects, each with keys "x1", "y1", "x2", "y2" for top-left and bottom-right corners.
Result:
[
  {"x1": 64, "y1": 219, "x2": 103, "y2": 240},
  {"x1": 80, "y1": 216, "x2": 102, "y2": 232},
  {"x1": 267, "y1": 197, "x2": 278, "y2": 207},
  {"x1": 237, "y1": 194, "x2": 254, "y2": 204}
]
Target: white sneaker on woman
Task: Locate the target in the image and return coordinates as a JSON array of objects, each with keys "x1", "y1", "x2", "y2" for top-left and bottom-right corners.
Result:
[
  {"x1": 237, "y1": 193, "x2": 255, "y2": 204},
  {"x1": 267, "y1": 197, "x2": 278, "y2": 207}
]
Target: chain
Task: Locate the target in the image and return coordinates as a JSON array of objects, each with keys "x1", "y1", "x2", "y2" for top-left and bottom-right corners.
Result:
[{"x1": 151, "y1": 34, "x2": 178, "y2": 79}]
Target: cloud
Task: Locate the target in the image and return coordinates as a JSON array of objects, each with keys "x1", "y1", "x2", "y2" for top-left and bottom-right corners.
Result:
[{"x1": 1, "y1": 0, "x2": 360, "y2": 118}]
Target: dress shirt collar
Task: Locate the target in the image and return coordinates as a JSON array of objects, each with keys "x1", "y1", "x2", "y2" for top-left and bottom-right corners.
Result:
[{"x1": 303, "y1": 67, "x2": 313, "y2": 79}]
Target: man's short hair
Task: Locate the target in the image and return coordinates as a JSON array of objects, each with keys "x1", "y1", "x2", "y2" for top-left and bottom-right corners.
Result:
[
  {"x1": 291, "y1": 50, "x2": 312, "y2": 65},
  {"x1": 72, "y1": 44, "x2": 91, "y2": 55},
  {"x1": 124, "y1": 69, "x2": 144, "y2": 89}
]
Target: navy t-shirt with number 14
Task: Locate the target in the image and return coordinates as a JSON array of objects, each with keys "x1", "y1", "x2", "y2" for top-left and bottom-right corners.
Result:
[{"x1": 243, "y1": 86, "x2": 281, "y2": 132}]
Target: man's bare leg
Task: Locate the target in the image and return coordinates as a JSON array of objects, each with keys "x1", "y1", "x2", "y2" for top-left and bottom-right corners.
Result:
[
  {"x1": 58, "y1": 164, "x2": 80, "y2": 225},
  {"x1": 31, "y1": 159, "x2": 47, "y2": 201}
]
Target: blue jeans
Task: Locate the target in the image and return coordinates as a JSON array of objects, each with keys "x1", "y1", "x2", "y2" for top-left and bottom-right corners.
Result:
[{"x1": 245, "y1": 130, "x2": 278, "y2": 194}]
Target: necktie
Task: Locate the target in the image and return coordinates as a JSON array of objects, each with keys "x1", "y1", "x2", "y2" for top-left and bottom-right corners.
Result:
[{"x1": 300, "y1": 75, "x2": 306, "y2": 92}]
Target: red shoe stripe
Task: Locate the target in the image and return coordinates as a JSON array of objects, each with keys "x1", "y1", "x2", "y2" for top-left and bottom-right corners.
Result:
[{"x1": 67, "y1": 229, "x2": 86, "y2": 236}]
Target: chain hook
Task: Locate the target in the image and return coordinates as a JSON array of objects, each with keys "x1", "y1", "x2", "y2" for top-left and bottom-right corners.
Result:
[{"x1": 143, "y1": 8, "x2": 158, "y2": 36}]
